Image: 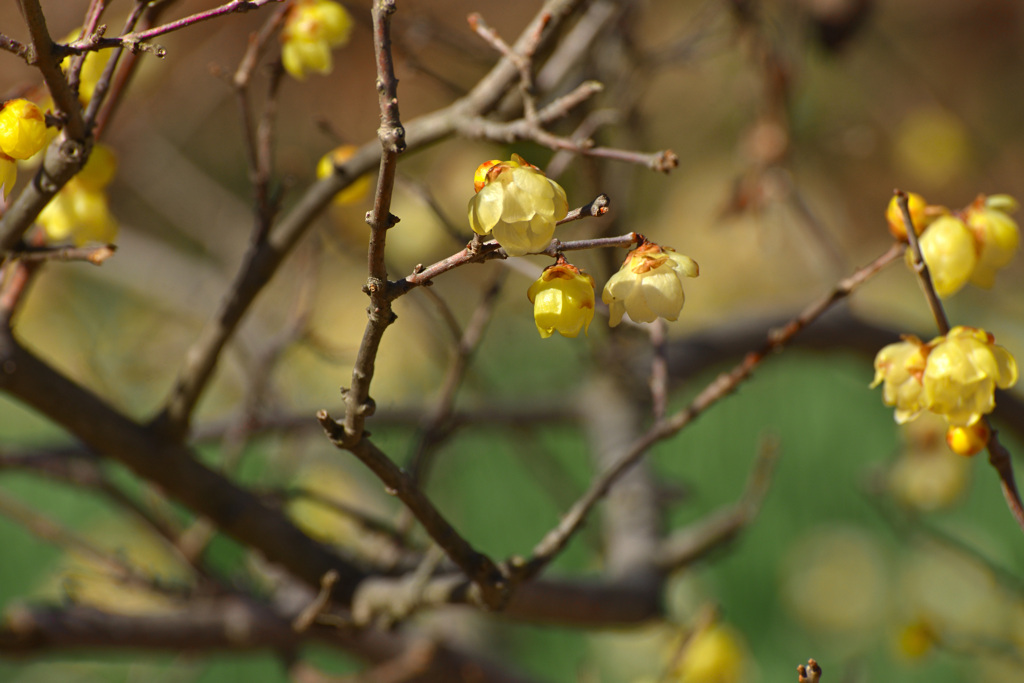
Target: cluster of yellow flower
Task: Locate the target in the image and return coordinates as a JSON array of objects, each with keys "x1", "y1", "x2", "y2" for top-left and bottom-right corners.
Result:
[
  {"x1": 873, "y1": 327, "x2": 1017, "y2": 456},
  {"x1": 877, "y1": 192, "x2": 1021, "y2": 456},
  {"x1": 0, "y1": 99, "x2": 49, "y2": 199},
  {"x1": 886, "y1": 192, "x2": 1020, "y2": 297},
  {"x1": 466, "y1": 154, "x2": 699, "y2": 339},
  {"x1": 280, "y1": 0, "x2": 353, "y2": 81}
]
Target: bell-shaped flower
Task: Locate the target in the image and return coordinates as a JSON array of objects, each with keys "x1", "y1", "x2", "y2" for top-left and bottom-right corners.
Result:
[
  {"x1": 922, "y1": 326, "x2": 1017, "y2": 427},
  {"x1": 467, "y1": 154, "x2": 568, "y2": 257},
  {"x1": 907, "y1": 215, "x2": 976, "y2": 298},
  {"x1": 964, "y1": 194, "x2": 1020, "y2": 288},
  {"x1": 871, "y1": 335, "x2": 930, "y2": 424},
  {"x1": 316, "y1": 144, "x2": 371, "y2": 205},
  {"x1": 527, "y1": 261, "x2": 595, "y2": 339},
  {"x1": 0, "y1": 99, "x2": 48, "y2": 161},
  {"x1": 37, "y1": 144, "x2": 118, "y2": 245},
  {"x1": 281, "y1": 0, "x2": 353, "y2": 80},
  {"x1": 602, "y1": 241, "x2": 698, "y2": 327}
]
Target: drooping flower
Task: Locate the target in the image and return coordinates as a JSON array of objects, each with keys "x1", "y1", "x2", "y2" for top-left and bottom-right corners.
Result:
[
  {"x1": 922, "y1": 326, "x2": 1017, "y2": 427},
  {"x1": 602, "y1": 240, "x2": 698, "y2": 327},
  {"x1": 907, "y1": 215, "x2": 977, "y2": 298},
  {"x1": 316, "y1": 144, "x2": 371, "y2": 205},
  {"x1": 871, "y1": 335, "x2": 930, "y2": 424},
  {"x1": 467, "y1": 153, "x2": 568, "y2": 257},
  {"x1": 0, "y1": 99, "x2": 48, "y2": 161},
  {"x1": 886, "y1": 192, "x2": 929, "y2": 241},
  {"x1": 37, "y1": 143, "x2": 118, "y2": 245},
  {"x1": 526, "y1": 260, "x2": 595, "y2": 339},
  {"x1": 281, "y1": 0, "x2": 353, "y2": 80},
  {"x1": 964, "y1": 194, "x2": 1020, "y2": 289},
  {"x1": 946, "y1": 421, "x2": 991, "y2": 457}
]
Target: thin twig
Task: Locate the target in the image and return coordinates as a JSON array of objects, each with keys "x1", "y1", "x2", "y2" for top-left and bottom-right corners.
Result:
[{"x1": 896, "y1": 189, "x2": 950, "y2": 335}]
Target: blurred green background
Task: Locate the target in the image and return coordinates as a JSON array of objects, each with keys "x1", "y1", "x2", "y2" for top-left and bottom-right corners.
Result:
[{"x1": 3, "y1": 0, "x2": 1024, "y2": 681}]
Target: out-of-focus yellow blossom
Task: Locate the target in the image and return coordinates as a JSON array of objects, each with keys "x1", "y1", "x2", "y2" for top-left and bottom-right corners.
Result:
[
  {"x1": 871, "y1": 335, "x2": 929, "y2": 424},
  {"x1": 946, "y1": 421, "x2": 990, "y2": 457},
  {"x1": 923, "y1": 326, "x2": 1017, "y2": 427},
  {"x1": 603, "y1": 241, "x2": 699, "y2": 327},
  {"x1": 0, "y1": 157, "x2": 15, "y2": 199},
  {"x1": 467, "y1": 153, "x2": 568, "y2": 257},
  {"x1": 888, "y1": 413, "x2": 971, "y2": 510},
  {"x1": 908, "y1": 215, "x2": 977, "y2": 298},
  {"x1": 37, "y1": 143, "x2": 118, "y2": 245},
  {"x1": 671, "y1": 623, "x2": 747, "y2": 683},
  {"x1": 281, "y1": 0, "x2": 353, "y2": 80},
  {"x1": 316, "y1": 144, "x2": 371, "y2": 205},
  {"x1": 0, "y1": 99, "x2": 48, "y2": 160},
  {"x1": 896, "y1": 619, "x2": 937, "y2": 660},
  {"x1": 60, "y1": 29, "x2": 109, "y2": 105},
  {"x1": 527, "y1": 261, "x2": 595, "y2": 339},
  {"x1": 886, "y1": 192, "x2": 929, "y2": 241},
  {"x1": 964, "y1": 194, "x2": 1020, "y2": 288}
]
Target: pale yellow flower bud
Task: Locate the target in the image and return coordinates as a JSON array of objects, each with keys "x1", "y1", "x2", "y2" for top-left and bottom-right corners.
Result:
[
  {"x1": 467, "y1": 154, "x2": 568, "y2": 257},
  {"x1": 964, "y1": 194, "x2": 1020, "y2": 289},
  {"x1": 907, "y1": 215, "x2": 977, "y2": 298},
  {"x1": 526, "y1": 261, "x2": 595, "y2": 339},
  {"x1": 946, "y1": 421, "x2": 990, "y2": 457},
  {"x1": 602, "y1": 241, "x2": 698, "y2": 327},
  {"x1": 886, "y1": 192, "x2": 928, "y2": 241}
]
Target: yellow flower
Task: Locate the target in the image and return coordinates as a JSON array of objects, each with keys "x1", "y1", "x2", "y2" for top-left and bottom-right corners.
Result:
[
  {"x1": 61, "y1": 29, "x2": 109, "y2": 105},
  {"x1": 602, "y1": 241, "x2": 698, "y2": 327},
  {"x1": 672, "y1": 623, "x2": 747, "y2": 683},
  {"x1": 886, "y1": 192, "x2": 929, "y2": 241},
  {"x1": 467, "y1": 153, "x2": 568, "y2": 257},
  {"x1": 281, "y1": 0, "x2": 353, "y2": 80},
  {"x1": 526, "y1": 261, "x2": 595, "y2": 339},
  {"x1": 946, "y1": 421, "x2": 990, "y2": 457},
  {"x1": 871, "y1": 335, "x2": 929, "y2": 424},
  {"x1": 0, "y1": 156, "x2": 16, "y2": 199},
  {"x1": 907, "y1": 215, "x2": 977, "y2": 298},
  {"x1": 964, "y1": 194, "x2": 1020, "y2": 289},
  {"x1": 0, "y1": 99, "x2": 48, "y2": 161},
  {"x1": 316, "y1": 144, "x2": 371, "y2": 205},
  {"x1": 38, "y1": 185, "x2": 117, "y2": 245},
  {"x1": 923, "y1": 326, "x2": 1017, "y2": 427}
]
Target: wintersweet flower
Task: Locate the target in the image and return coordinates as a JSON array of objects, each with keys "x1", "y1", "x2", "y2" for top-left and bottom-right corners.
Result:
[
  {"x1": 467, "y1": 154, "x2": 568, "y2": 257},
  {"x1": 0, "y1": 157, "x2": 15, "y2": 199},
  {"x1": 602, "y1": 240, "x2": 698, "y2": 327},
  {"x1": 964, "y1": 194, "x2": 1020, "y2": 288},
  {"x1": 61, "y1": 29, "x2": 109, "y2": 105},
  {"x1": 908, "y1": 215, "x2": 976, "y2": 298},
  {"x1": 37, "y1": 143, "x2": 118, "y2": 245},
  {"x1": 281, "y1": 0, "x2": 353, "y2": 80},
  {"x1": 871, "y1": 335, "x2": 930, "y2": 424},
  {"x1": 0, "y1": 99, "x2": 48, "y2": 161},
  {"x1": 526, "y1": 261, "x2": 595, "y2": 339},
  {"x1": 922, "y1": 326, "x2": 1017, "y2": 427},
  {"x1": 946, "y1": 421, "x2": 990, "y2": 457},
  {"x1": 316, "y1": 144, "x2": 371, "y2": 205},
  {"x1": 886, "y1": 192, "x2": 929, "y2": 241}
]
